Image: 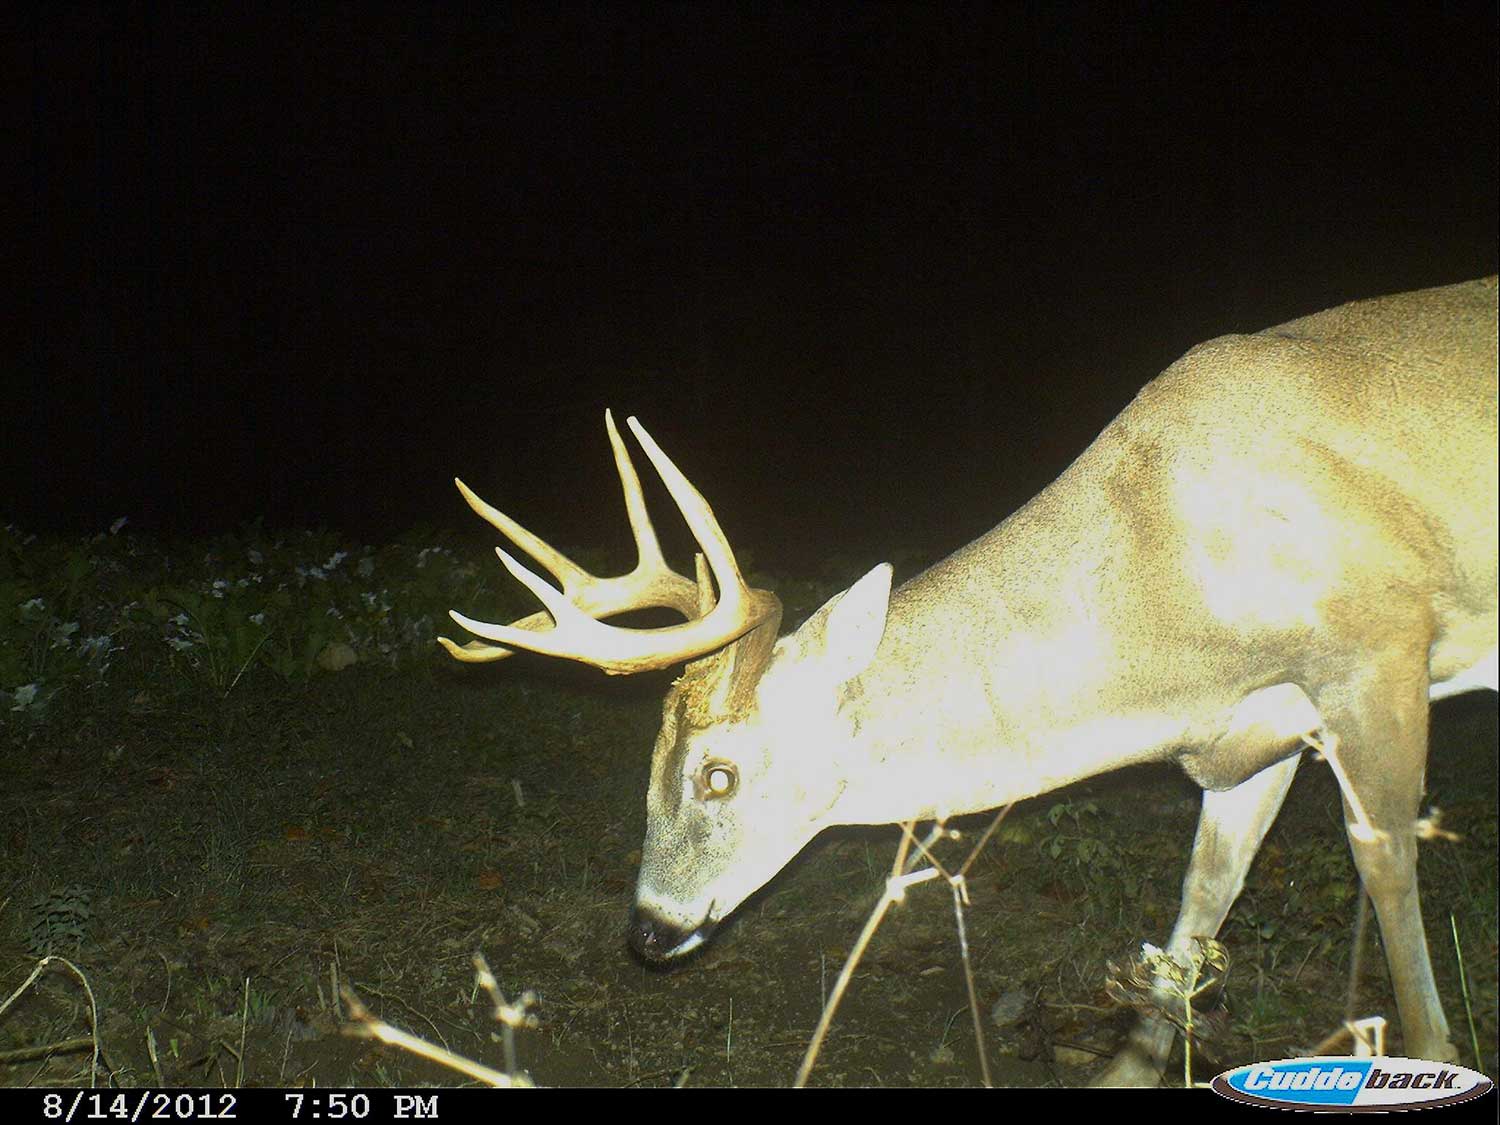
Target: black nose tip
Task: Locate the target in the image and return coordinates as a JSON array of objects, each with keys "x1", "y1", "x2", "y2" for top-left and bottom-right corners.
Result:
[{"x1": 628, "y1": 905, "x2": 703, "y2": 962}]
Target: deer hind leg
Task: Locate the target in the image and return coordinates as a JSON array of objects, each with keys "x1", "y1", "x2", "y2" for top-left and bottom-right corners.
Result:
[
  {"x1": 1314, "y1": 666, "x2": 1457, "y2": 1064},
  {"x1": 1092, "y1": 751, "x2": 1302, "y2": 1087}
]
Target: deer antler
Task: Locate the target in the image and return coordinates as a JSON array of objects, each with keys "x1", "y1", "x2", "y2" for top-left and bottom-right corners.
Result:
[{"x1": 440, "y1": 411, "x2": 780, "y2": 676}]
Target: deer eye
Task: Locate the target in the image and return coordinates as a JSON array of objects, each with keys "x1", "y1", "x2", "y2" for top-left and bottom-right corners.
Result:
[{"x1": 698, "y1": 760, "x2": 738, "y2": 799}]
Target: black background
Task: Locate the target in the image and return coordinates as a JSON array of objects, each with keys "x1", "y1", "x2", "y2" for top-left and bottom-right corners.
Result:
[{"x1": 12, "y1": 4, "x2": 1497, "y2": 569}]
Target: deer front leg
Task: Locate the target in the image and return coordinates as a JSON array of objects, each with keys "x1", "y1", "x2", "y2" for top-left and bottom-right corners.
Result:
[
  {"x1": 1315, "y1": 668, "x2": 1457, "y2": 1065},
  {"x1": 1092, "y1": 752, "x2": 1301, "y2": 1086},
  {"x1": 1346, "y1": 817, "x2": 1455, "y2": 1062}
]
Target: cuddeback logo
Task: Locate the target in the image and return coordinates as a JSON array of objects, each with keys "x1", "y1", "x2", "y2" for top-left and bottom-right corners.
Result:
[{"x1": 1212, "y1": 1056, "x2": 1493, "y2": 1111}]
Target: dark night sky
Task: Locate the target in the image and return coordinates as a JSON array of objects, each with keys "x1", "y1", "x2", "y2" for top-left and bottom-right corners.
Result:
[{"x1": 11, "y1": 4, "x2": 1498, "y2": 572}]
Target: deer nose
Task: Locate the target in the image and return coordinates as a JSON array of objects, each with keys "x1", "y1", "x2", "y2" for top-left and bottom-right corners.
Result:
[{"x1": 628, "y1": 904, "x2": 710, "y2": 962}]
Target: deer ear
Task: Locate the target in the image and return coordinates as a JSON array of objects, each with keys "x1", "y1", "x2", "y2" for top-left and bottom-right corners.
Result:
[{"x1": 793, "y1": 563, "x2": 892, "y2": 686}]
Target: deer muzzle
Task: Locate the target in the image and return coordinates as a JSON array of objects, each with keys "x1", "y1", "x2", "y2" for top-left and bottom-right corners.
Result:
[{"x1": 628, "y1": 903, "x2": 715, "y2": 962}]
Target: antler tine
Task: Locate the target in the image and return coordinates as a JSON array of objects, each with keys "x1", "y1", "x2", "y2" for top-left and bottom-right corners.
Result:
[
  {"x1": 438, "y1": 480, "x2": 596, "y2": 664},
  {"x1": 437, "y1": 609, "x2": 553, "y2": 664},
  {"x1": 604, "y1": 409, "x2": 671, "y2": 576},
  {"x1": 442, "y1": 412, "x2": 779, "y2": 675},
  {"x1": 623, "y1": 416, "x2": 753, "y2": 616},
  {"x1": 453, "y1": 477, "x2": 593, "y2": 594}
]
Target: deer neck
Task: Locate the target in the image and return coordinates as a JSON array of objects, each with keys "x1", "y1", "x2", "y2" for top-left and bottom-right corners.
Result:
[{"x1": 830, "y1": 477, "x2": 1204, "y2": 825}]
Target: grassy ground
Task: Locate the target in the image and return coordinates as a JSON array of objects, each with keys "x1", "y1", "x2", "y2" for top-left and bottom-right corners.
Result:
[{"x1": 1, "y1": 527, "x2": 1495, "y2": 1087}]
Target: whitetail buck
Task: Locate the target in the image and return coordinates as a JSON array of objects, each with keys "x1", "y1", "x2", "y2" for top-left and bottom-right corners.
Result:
[{"x1": 443, "y1": 277, "x2": 1497, "y2": 1084}]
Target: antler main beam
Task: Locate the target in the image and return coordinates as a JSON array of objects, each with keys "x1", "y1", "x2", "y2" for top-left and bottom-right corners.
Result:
[{"x1": 440, "y1": 411, "x2": 779, "y2": 676}]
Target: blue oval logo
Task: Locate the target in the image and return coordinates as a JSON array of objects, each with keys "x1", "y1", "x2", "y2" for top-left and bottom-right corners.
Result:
[{"x1": 1212, "y1": 1056, "x2": 1493, "y2": 1111}]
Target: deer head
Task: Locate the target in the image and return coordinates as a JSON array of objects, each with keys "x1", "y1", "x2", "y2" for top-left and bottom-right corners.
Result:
[{"x1": 440, "y1": 411, "x2": 889, "y2": 959}]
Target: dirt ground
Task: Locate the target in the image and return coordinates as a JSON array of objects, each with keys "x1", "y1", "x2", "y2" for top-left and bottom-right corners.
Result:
[{"x1": 2, "y1": 653, "x2": 1495, "y2": 1088}]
